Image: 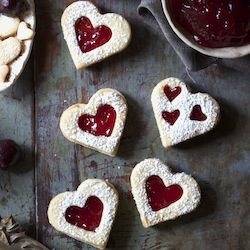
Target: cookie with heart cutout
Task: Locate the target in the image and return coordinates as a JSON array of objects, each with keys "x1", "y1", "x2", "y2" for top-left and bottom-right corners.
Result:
[
  {"x1": 48, "y1": 179, "x2": 119, "y2": 250},
  {"x1": 131, "y1": 158, "x2": 201, "y2": 228},
  {"x1": 0, "y1": 37, "x2": 22, "y2": 65},
  {"x1": 0, "y1": 0, "x2": 35, "y2": 91},
  {"x1": 151, "y1": 77, "x2": 220, "y2": 147},
  {"x1": 61, "y1": 1, "x2": 131, "y2": 69},
  {"x1": 60, "y1": 88, "x2": 127, "y2": 157}
]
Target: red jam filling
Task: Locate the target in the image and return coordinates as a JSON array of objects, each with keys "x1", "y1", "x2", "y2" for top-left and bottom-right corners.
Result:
[
  {"x1": 190, "y1": 105, "x2": 207, "y2": 121},
  {"x1": 168, "y1": 0, "x2": 250, "y2": 48},
  {"x1": 75, "y1": 16, "x2": 112, "y2": 53},
  {"x1": 164, "y1": 85, "x2": 181, "y2": 102},
  {"x1": 65, "y1": 196, "x2": 103, "y2": 232},
  {"x1": 78, "y1": 104, "x2": 116, "y2": 137},
  {"x1": 146, "y1": 175, "x2": 183, "y2": 212},
  {"x1": 162, "y1": 110, "x2": 180, "y2": 125}
]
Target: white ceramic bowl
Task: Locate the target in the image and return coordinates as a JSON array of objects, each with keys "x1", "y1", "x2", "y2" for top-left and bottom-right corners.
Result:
[
  {"x1": 0, "y1": 0, "x2": 35, "y2": 92},
  {"x1": 161, "y1": 0, "x2": 250, "y2": 58}
]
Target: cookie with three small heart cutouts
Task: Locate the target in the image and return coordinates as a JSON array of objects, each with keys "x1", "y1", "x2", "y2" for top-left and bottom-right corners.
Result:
[
  {"x1": 131, "y1": 158, "x2": 201, "y2": 228},
  {"x1": 61, "y1": 1, "x2": 131, "y2": 69},
  {"x1": 60, "y1": 88, "x2": 127, "y2": 157},
  {"x1": 48, "y1": 179, "x2": 119, "y2": 250},
  {"x1": 151, "y1": 78, "x2": 220, "y2": 147}
]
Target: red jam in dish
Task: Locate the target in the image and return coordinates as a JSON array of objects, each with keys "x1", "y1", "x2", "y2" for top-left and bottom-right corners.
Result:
[
  {"x1": 146, "y1": 175, "x2": 183, "y2": 212},
  {"x1": 78, "y1": 104, "x2": 116, "y2": 137},
  {"x1": 75, "y1": 16, "x2": 112, "y2": 53},
  {"x1": 190, "y1": 105, "x2": 207, "y2": 121},
  {"x1": 162, "y1": 110, "x2": 180, "y2": 125},
  {"x1": 168, "y1": 0, "x2": 250, "y2": 48},
  {"x1": 164, "y1": 85, "x2": 181, "y2": 102},
  {"x1": 65, "y1": 196, "x2": 103, "y2": 232}
]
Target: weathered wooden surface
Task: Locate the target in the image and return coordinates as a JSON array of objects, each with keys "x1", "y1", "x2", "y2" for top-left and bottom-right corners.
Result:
[{"x1": 1, "y1": 0, "x2": 250, "y2": 249}]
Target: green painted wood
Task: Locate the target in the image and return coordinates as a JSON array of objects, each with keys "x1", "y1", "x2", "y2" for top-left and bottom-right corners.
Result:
[
  {"x1": 34, "y1": 1, "x2": 250, "y2": 250},
  {"x1": 0, "y1": 59, "x2": 36, "y2": 236},
  {"x1": 1, "y1": 0, "x2": 250, "y2": 249}
]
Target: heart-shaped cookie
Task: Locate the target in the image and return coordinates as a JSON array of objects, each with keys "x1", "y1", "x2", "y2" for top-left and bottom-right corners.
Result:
[
  {"x1": 0, "y1": 15, "x2": 20, "y2": 39},
  {"x1": 151, "y1": 78, "x2": 220, "y2": 147},
  {"x1": 60, "y1": 88, "x2": 127, "y2": 156},
  {"x1": 48, "y1": 179, "x2": 119, "y2": 250},
  {"x1": 131, "y1": 159, "x2": 201, "y2": 228},
  {"x1": 0, "y1": 37, "x2": 21, "y2": 65},
  {"x1": 17, "y1": 21, "x2": 35, "y2": 40},
  {"x1": 61, "y1": 1, "x2": 131, "y2": 69}
]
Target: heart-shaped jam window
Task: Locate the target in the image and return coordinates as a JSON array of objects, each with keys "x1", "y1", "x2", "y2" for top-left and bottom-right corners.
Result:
[
  {"x1": 75, "y1": 16, "x2": 112, "y2": 53},
  {"x1": 164, "y1": 85, "x2": 181, "y2": 102},
  {"x1": 65, "y1": 196, "x2": 103, "y2": 232},
  {"x1": 190, "y1": 105, "x2": 207, "y2": 121},
  {"x1": 162, "y1": 110, "x2": 180, "y2": 125},
  {"x1": 78, "y1": 104, "x2": 116, "y2": 137},
  {"x1": 146, "y1": 175, "x2": 183, "y2": 211}
]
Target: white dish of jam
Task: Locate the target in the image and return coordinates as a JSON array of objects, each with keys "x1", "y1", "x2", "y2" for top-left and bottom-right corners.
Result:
[{"x1": 162, "y1": 0, "x2": 250, "y2": 58}]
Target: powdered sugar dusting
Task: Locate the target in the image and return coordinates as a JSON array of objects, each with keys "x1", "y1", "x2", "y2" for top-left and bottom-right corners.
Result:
[
  {"x1": 0, "y1": 0, "x2": 35, "y2": 92},
  {"x1": 151, "y1": 78, "x2": 220, "y2": 147},
  {"x1": 131, "y1": 158, "x2": 201, "y2": 227},
  {"x1": 48, "y1": 179, "x2": 118, "y2": 249},
  {"x1": 61, "y1": 1, "x2": 131, "y2": 68},
  {"x1": 60, "y1": 88, "x2": 127, "y2": 156}
]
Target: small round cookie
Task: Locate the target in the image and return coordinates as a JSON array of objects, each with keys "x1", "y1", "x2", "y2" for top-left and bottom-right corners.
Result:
[
  {"x1": 151, "y1": 77, "x2": 220, "y2": 147},
  {"x1": 60, "y1": 88, "x2": 127, "y2": 157},
  {"x1": 61, "y1": 1, "x2": 131, "y2": 69},
  {"x1": 48, "y1": 179, "x2": 119, "y2": 250},
  {"x1": 131, "y1": 158, "x2": 201, "y2": 228}
]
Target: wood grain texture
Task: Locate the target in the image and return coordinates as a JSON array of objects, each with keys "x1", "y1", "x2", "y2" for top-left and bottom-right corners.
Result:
[
  {"x1": 1, "y1": 0, "x2": 250, "y2": 250},
  {"x1": 0, "y1": 59, "x2": 35, "y2": 236}
]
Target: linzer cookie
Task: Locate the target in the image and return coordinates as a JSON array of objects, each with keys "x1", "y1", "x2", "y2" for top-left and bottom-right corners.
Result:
[
  {"x1": 151, "y1": 78, "x2": 220, "y2": 147},
  {"x1": 61, "y1": 1, "x2": 131, "y2": 69},
  {"x1": 131, "y1": 158, "x2": 201, "y2": 228},
  {"x1": 60, "y1": 88, "x2": 127, "y2": 156},
  {"x1": 48, "y1": 179, "x2": 119, "y2": 250},
  {"x1": 0, "y1": 0, "x2": 35, "y2": 91}
]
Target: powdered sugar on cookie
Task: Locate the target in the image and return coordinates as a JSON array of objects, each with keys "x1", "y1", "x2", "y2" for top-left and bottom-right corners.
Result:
[
  {"x1": 60, "y1": 88, "x2": 127, "y2": 156},
  {"x1": 61, "y1": 1, "x2": 131, "y2": 69},
  {"x1": 131, "y1": 158, "x2": 201, "y2": 228},
  {"x1": 48, "y1": 179, "x2": 119, "y2": 250},
  {"x1": 151, "y1": 78, "x2": 220, "y2": 147}
]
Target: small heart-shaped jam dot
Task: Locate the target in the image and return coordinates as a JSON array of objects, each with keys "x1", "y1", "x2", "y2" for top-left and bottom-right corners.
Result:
[
  {"x1": 162, "y1": 110, "x2": 180, "y2": 125},
  {"x1": 78, "y1": 104, "x2": 116, "y2": 137},
  {"x1": 146, "y1": 175, "x2": 183, "y2": 212},
  {"x1": 75, "y1": 16, "x2": 112, "y2": 53},
  {"x1": 164, "y1": 85, "x2": 181, "y2": 102},
  {"x1": 190, "y1": 105, "x2": 207, "y2": 121},
  {"x1": 65, "y1": 196, "x2": 103, "y2": 232}
]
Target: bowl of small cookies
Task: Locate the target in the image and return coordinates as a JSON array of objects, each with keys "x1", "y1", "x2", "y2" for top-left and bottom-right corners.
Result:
[{"x1": 0, "y1": 0, "x2": 35, "y2": 92}]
